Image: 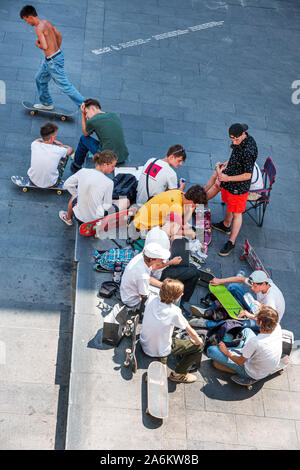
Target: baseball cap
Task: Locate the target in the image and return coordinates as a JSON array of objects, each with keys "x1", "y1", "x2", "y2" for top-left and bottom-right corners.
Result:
[
  {"x1": 144, "y1": 242, "x2": 170, "y2": 260},
  {"x1": 248, "y1": 270, "x2": 272, "y2": 284},
  {"x1": 229, "y1": 123, "x2": 248, "y2": 138}
]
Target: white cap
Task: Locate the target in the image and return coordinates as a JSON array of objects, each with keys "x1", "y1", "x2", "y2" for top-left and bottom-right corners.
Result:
[
  {"x1": 144, "y1": 242, "x2": 170, "y2": 260},
  {"x1": 249, "y1": 270, "x2": 272, "y2": 284}
]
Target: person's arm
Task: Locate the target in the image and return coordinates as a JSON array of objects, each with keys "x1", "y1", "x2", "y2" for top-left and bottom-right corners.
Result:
[
  {"x1": 210, "y1": 276, "x2": 247, "y2": 286},
  {"x1": 151, "y1": 256, "x2": 182, "y2": 271},
  {"x1": 53, "y1": 140, "x2": 74, "y2": 156},
  {"x1": 35, "y1": 28, "x2": 48, "y2": 50},
  {"x1": 218, "y1": 341, "x2": 248, "y2": 367},
  {"x1": 150, "y1": 276, "x2": 162, "y2": 288},
  {"x1": 63, "y1": 173, "x2": 79, "y2": 197},
  {"x1": 80, "y1": 103, "x2": 90, "y2": 137},
  {"x1": 185, "y1": 324, "x2": 204, "y2": 346},
  {"x1": 218, "y1": 172, "x2": 252, "y2": 183}
]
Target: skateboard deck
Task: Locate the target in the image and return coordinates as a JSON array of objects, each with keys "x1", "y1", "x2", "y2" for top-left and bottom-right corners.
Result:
[
  {"x1": 194, "y1": 207, "x2": 212, "y2": 247},
  {"x1": 11, "y1": 175, "x2": 65, "y2": 195},
  {"x1": 146, "y1": 361, "x2": 168, "y2": 419},
  {"x1": 124, "y1": 313, "x2": 139, "y2": 374},
  {"x1": 79, "y1": 207, "x2": 137, "y2": 237},
  {"x1": 240, "y1": 239, "x2": 270, "y2": 277},
  {"x1": 195, "y1": 267, "x2": 214, "y2": 287},
  {"x1": 231, "y1": 354, "x2": 290, "y2": 390},
  {"x1": 209, "y1": 284, "x2": 243, "y2": 319},
  {"x1": 22, "y1": 101, "x2": 76, "y2": 121}
]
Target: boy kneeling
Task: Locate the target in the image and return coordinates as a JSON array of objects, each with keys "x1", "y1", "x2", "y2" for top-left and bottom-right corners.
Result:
[{"x1": 140, "y1": 278, "x2": 204, "y2": 383}]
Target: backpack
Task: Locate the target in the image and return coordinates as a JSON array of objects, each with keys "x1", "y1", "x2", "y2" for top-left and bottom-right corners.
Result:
[
  {"x1": 204, "y1": 319, "x2": 244, "y2": 352},
  {"x1": 112, "y1": 173, "x2": 138, "y2": 204},
  {"x1": 96, "y1": 248, "x2": 135, "y2": 271}
]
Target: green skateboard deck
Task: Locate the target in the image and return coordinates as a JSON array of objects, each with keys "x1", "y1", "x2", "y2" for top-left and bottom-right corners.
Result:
[{"x1": 209, "y1": 284, "x2": 243, "y2": 319}]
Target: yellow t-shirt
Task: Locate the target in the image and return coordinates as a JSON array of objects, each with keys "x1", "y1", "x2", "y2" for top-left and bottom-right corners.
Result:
[{"x1": 134, "y1": 190, "x2": 183, "y2": 230}]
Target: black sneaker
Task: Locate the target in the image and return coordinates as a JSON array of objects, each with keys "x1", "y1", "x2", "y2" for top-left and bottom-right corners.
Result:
[
  {"x1": 218, "y1": 240, "x2": 235, "y2": 257},
  {"x1": 70, "y1": 162, "x2": 81, "y2": 173},
  {"x1": 212, "y1": 221, "x2": 231, "y2": 235}
]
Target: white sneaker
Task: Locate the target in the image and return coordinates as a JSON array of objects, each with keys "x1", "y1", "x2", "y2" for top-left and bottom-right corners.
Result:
[
  {"x1": 33, "y1": 103, "x2": 54, "y2": 110},
  {"x1": 190, "y1": 305, "x2": 206, "y2": 318},
  {"x1": 59, "y1": 211, "x2": 73, "y2": 226},
  {"x1": 189, "y1": 318, "x2": 207, "y2": 328}
]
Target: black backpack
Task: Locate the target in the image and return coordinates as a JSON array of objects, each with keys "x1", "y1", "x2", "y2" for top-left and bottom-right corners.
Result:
[{"x1": 112, "y1": 173, "x2": 138, "y2": 204}]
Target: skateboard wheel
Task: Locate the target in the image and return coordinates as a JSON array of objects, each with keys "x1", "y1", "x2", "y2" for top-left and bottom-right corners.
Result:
[
  {"x1": 61, "y1": 116, "x2": 66, "y2": 121},
  {"x1": 22, "y1": 187, "x2": 28, "y2": 192},
  {"x1": 146, "y1": 408, "x2": 150, "y2": 415},
  {"x1": 145, "y1": 375, "x2": 148, "y2": 383},
  {"x1": 56, "y1": 190, "x2": 62, "y2": 196},
  {"x1": 30, "y1": 110, "x2": 35, "y2": 116},
  {"x1": 206, "y1": 268, "x2": 211, "y2": 273},
  {"x1": 247, "y1": 385, "x2": 253, "y2": 391},
  {"x1": 279, "y1": 369, "x2": 284, "y2": 375}
]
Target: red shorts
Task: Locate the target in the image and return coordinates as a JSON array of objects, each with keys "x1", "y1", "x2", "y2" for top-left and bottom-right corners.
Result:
[{"x1": 221, "y1": 188, "x2": 248, "y2": 213}]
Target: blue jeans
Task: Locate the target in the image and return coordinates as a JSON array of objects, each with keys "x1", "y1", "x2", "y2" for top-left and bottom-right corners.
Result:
[
  {"x1": 35, "y1": 51, "x2": 85, "y2": 107},
  {"x1": 73, "y1": 135, "x2": 100, "y2": 168},
  {"x1": 206, "y1": 327, "x2": 255, "y2": 378},
  {"x1": 204, "y1": 283, "x2": 260, "y2": 333}
]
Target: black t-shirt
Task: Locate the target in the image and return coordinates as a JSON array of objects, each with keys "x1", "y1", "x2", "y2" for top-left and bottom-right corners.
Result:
[{"x1": 221, "y1": 134, "x2": 258, "y2": 195}]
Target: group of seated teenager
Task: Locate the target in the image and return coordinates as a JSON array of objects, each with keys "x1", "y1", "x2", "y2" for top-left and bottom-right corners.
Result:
[{"x1": 25, "y1": 103, "x2": 286, "y2": 385}]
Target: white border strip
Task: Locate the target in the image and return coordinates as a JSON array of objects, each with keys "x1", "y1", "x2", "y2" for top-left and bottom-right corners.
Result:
[{"x1": 92, "y1": 21, "x2": 224, "y2": 55}]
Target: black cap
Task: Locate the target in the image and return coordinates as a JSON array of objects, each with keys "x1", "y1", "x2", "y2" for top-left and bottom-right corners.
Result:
[{"x1": 229, "y1": 123, "x2": 248, "y2": 138}]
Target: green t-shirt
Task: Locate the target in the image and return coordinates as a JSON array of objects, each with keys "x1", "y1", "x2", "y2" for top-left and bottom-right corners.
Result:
[{"x1": 86, "y1": 112, "x2": 129, "y2": 163}]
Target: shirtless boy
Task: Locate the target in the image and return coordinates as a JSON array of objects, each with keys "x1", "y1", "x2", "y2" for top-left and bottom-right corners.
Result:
[{"x1": 20, "y1": 5, "x2": 85, "y2": 109}]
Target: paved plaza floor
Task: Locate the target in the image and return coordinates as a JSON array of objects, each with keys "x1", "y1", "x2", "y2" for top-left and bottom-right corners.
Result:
[{"x1": 0, "y1": 0, "x2": 299, "y2": 451}]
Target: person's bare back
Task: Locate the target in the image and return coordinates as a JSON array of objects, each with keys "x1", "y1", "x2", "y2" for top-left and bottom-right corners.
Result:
[{"x1": 35, "y1": 19, "x2": 62, "y2": 56}]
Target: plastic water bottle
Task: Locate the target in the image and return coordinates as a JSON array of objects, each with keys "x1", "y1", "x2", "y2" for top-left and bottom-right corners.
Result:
[
  {"x1": 113, "y1": 259, "x2": 123, "y2": 284},
  {"x1": 236, "y1": 267, "x2": 246, "y2": 277},
  {"x1": 243, "y1": 292, "x2": 259, "y2": 314}
]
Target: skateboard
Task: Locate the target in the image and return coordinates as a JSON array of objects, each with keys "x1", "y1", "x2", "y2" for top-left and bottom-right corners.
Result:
[
  {"x1": 231, "y1": 354, "x2": 290, "y2": 390},
  {"x1": 11, "y1": 175, "x2": 65, "y2": 195},
  {"x1": 209, "y1": 284, "x2": 243, "y2": 319},
  {"x1": 145, "y1": 361, "x2": 168, "y2": 419},
  {"x1": 124, "y1": 313, "x2": 139, "y2": 374},
  {"x1": 196, "y1": 268, "x2": 214, "y2": 287},
  {"x1": 194, "y1": 207, "x2": 212, "y2": 248},
  {"x1": 22, "y1": 101, "x2": 76, "y2": 121},
  {"x1": 240, "y1": 240, "x2": 270, "y2": 277},
  {"x1": 79, "y1": 207, "x2": 137, "y2": 237}
]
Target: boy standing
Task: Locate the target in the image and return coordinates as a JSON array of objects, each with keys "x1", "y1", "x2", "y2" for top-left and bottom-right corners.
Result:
[
  {"x1": 212, "y1": 123, "x2": 258, "y2": 256},
  {"x1": 140, "y1": 278, "x2": 204, "y2": 383},
  {"x1": 27, "y1": 122, "x2": 73, "y2": 188}
]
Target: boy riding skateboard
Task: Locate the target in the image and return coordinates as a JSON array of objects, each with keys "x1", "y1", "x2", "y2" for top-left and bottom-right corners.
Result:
[{"x1": 20, "y1": 5, "x2": 85, "y2": 109}]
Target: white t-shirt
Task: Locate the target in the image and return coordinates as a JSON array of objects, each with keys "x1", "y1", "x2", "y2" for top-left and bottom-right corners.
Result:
[
  {"x1": 63, "y1": 168, "x2": 113, "y2": 223},
  {"x1": 242, "y1": 324, "x2": 282, "y2": 380},
  {"x1": 140, "y1": 295, "x2": 188, "y2": 357},
  {"x1": 145, "y1": 226, "x2": 170, "y2": 280},
  {"x1": 136, "y1": 158, "x2": 178, "y2": 205},
  {"x1": 245, "y1": 279, "x2": 285, "y2": 321},
  {"x1": 120, "y1": 253, "x2": 152, "y2": 307},
  {"x1": 27, "y1": 140, "x2": 67, "y2": 188}
]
